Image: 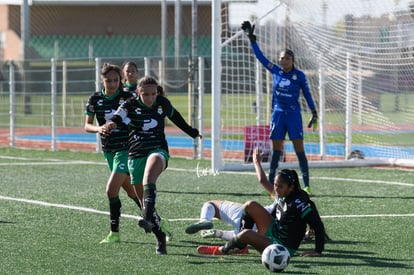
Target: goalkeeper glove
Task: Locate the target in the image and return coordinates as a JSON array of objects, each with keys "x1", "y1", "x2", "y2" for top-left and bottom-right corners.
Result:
[
  {"x1": 241, "y1": 21, "x2": 256, "y2": 43},
  {"x1": 307, "y1": 110, "x2": 318, "y2": 131}
]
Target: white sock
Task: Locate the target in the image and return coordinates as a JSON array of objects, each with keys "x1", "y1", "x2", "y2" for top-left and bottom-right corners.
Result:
[
  {"x1": 218, "y1": 230, "x2": 235, "y2": 241},
  {"x1": 200, "y1": 202, "x2": 215, "y2": 221}
]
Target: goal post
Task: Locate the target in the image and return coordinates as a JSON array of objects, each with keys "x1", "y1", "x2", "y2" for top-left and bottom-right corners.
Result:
[{"x1": 212, "y1": 0, "x2": 414, "y2": 171}]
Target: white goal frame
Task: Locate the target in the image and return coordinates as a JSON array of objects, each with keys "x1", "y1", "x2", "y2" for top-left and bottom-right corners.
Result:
[{"x1": 211, "y1": 0, "x2": 414, "y2": 171}]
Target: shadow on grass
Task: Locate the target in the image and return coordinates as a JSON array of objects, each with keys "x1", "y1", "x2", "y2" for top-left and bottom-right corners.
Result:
[
  {"x1": 185, "y1": 252, "x2": 259, "y2": 264},
  {"x1": 184, "y1": 238, "x2": 412, "y2": 272},
  {"x1": 302, "y1": 239, "x2": 371, "y2": 246},
  {"x1": 0, "y1": 220, "x2": 15, "y2": 224},
  {"x1": 294, "y1": 247, "x2": 411, "y2": 270}
]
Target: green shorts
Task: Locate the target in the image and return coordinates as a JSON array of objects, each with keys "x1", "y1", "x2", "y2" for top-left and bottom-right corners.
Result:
[
  {"x1": 103, "y1": 150, "x2": 129, "y2": 174},
  {"x1": 128, "y1": 149, "x2": 170, "y2": 185},
  {"x1": 264, "y1": 219, "x2": 297, "y2": 256}
]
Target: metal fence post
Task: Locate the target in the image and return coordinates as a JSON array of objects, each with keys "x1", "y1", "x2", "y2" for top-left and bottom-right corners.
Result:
[
  {"x1": 51, "y1": 58, "x2": 57, "y2": 151},
  {"x1": 9, "y1": 60, "x2": 15, "y2": 147}
]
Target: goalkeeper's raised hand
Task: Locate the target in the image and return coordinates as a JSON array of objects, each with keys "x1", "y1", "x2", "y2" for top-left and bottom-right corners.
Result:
[
  {"x1": 307, "y1": 110, "x2": 318, "y2": 131},
  {"x1": 241, "y1": 21, "x2": 256, "y2": 43}
]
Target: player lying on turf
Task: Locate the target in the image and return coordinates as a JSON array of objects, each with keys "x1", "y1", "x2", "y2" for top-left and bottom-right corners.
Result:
[
  {"x1": 185, "y1": 148, "x2": 326, "y2": 245},
  {"x1": 199, "y1": 169, "x2": 327, "y2": 257},
  {"x1": 185, "y1": 148, "x2": 276, "y2": 243}
]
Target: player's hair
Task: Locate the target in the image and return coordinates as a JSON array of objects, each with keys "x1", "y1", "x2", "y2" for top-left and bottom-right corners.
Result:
[
  {"x1": 282, "y1": 49, "x2": 295, "y2": 62},
  {"x1": 157, "y1": 85, "x2": 165, "y2": 97},
  {"x1": 137, "y1": 76, "x2": 158, "y2": 86},
  {"x1": 121, "y1": 60, "x2": 138, "y2": 70},
  {"x1": 278, "y1": 169, "x2": 300, "y2": 190},
  {"x1": 100, "y1": 63, "x2": 122, "y2": 88}
]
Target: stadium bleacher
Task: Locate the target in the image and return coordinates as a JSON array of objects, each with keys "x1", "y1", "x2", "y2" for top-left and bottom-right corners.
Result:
[{"x1": 30, "y1": 35, "x2": 212, "y2": 59}]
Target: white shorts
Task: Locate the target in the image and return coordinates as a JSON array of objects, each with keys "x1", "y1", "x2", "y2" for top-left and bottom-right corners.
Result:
[
  {"x1": 218, "y1": 201, "x2": 243, "y2": 233},
  {"x1": 218, "y1": 201, "x2": 276, "y2": 234}
]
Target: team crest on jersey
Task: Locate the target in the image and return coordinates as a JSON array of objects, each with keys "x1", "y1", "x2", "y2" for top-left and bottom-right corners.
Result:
[
  {"x1": 292, "y1": 74, "x2": 297, "y2": 80},
  {"x1": 157, "y1": 105, "x2": 163, "y2": 115}
]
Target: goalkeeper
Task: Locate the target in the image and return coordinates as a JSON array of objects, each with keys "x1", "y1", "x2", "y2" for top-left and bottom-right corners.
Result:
[{"x1": 241, "y1": 21, "x2": 318, "y2": 194}]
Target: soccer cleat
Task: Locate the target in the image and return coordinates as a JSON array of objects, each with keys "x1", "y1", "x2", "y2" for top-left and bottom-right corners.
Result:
[
  {"x1": 197, "y1": 245, "x2": 249, "y2": 255},
  {"x1": 137, "y1": 217, "x2": 154, "y2": 233},
  {"x1": 200, "y1": 229, "x2": 216, "y2": 238},
  {"x1": 100, "y1": 231, "x2": 120, "y2": 244},
  {"x1": 160, "y1": 219, "x2": 173, "y2": 242},
  {"x1": 304, "y1": 186, "x2": 311, "y2": 195},
  {"x1": 197, "y1": 245, "x2": 222, "y2": 255},
  {"x1": 185, "y1": 220, "x2": 213, "y2": 234}
]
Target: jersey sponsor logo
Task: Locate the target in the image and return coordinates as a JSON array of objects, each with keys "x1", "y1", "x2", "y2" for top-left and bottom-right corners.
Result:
[
  {"x1": 142, "y1": 119, "x2": 158, "y2": 131},
  {"x1": 104, "y1": 110, "x2": 116, "y2": 122},
  {"x1": 118, "y1": 163, "x2": 125, "y2": 170},
  {"x1": 132, "y1": 134, "x2": 142, "y2": 141},
  {"x1": 123, "y1": 117, "x2": 131, "y2": 125},
  {"x1": 295, "y1": 198, "x2": 310, "y2": 213},
  {"x1": 135, "y1": 108, "x2": 142, "y2": 114},
  {"x1": 97, "y1": 99, "x2": 104, "y2": 106},
  {"x1": 278, "y1": 78, "x2": 291, "y2": 88}
]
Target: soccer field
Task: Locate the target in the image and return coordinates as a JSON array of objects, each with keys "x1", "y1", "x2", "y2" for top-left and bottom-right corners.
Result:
[{"x1": 0, "y1": 148, "x2": 413, "y2": 274}]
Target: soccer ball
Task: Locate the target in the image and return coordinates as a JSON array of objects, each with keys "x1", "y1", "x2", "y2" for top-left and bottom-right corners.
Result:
[{"x1": 261, "y1": 243, "x2": 290, "y2": 272}]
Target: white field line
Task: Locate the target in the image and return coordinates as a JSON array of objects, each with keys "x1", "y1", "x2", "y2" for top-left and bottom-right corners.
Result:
[
  {"x1": 0, "y1": 161, "x2": 106, "y2": 166},
  {"x1": 314, "y1": 176, "x2": 414, "y2": 187},
  {"x1": 1, "y1": 156, "x2": 413, "y2": 188},
  {"x1": 1, "y1": 156, "x2": 413, "y2": 220},
  {"x1": 0, "y1": 195, "x2": 413, "y2": 221}
]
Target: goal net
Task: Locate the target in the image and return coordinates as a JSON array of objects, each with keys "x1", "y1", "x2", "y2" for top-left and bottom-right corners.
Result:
[{"x1": 212, "y1": 0, "x2": 414, "y2": 171}]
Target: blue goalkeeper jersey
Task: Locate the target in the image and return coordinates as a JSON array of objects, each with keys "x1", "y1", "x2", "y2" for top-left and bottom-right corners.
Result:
[{"x1": 251, "y1": 43, "x2": 316, "y2": 113}]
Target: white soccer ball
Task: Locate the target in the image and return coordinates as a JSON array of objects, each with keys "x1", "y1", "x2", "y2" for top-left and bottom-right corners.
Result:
[{"x1": 261, "y1": 243, "x2": 290, "y2": 272}]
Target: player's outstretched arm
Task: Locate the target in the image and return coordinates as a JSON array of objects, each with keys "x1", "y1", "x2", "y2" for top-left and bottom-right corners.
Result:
[
  {"x1": 169, "y1": 109, "x2": 202, "y2": 139},
  {"x1": 253, "y1": 148, "x2": 274, "y2": 196},
  {"x1": 241, "y1": 21, "x2": 256, "y2": 43}
]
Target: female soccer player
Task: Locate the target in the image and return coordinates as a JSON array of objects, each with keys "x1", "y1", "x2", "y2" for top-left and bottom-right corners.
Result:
[
  {"x1": 185, "y1": 148, "x2": 276, "y2": 242},
  {"x1": 121, "y1": 60, "x2": 139, "y2": 92},
  {"x1": 241, "y1": 21, "x2": 318, "y2": 194},
  {"x1": 219, "y1": 169, "x2": 326, "y2": 257},
  {"x1": 105, "y1": 76, "x2": 201, "y2": 254},
  {"x1": 84, "y1": 63, "x2": 142, "y2": 244}
]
